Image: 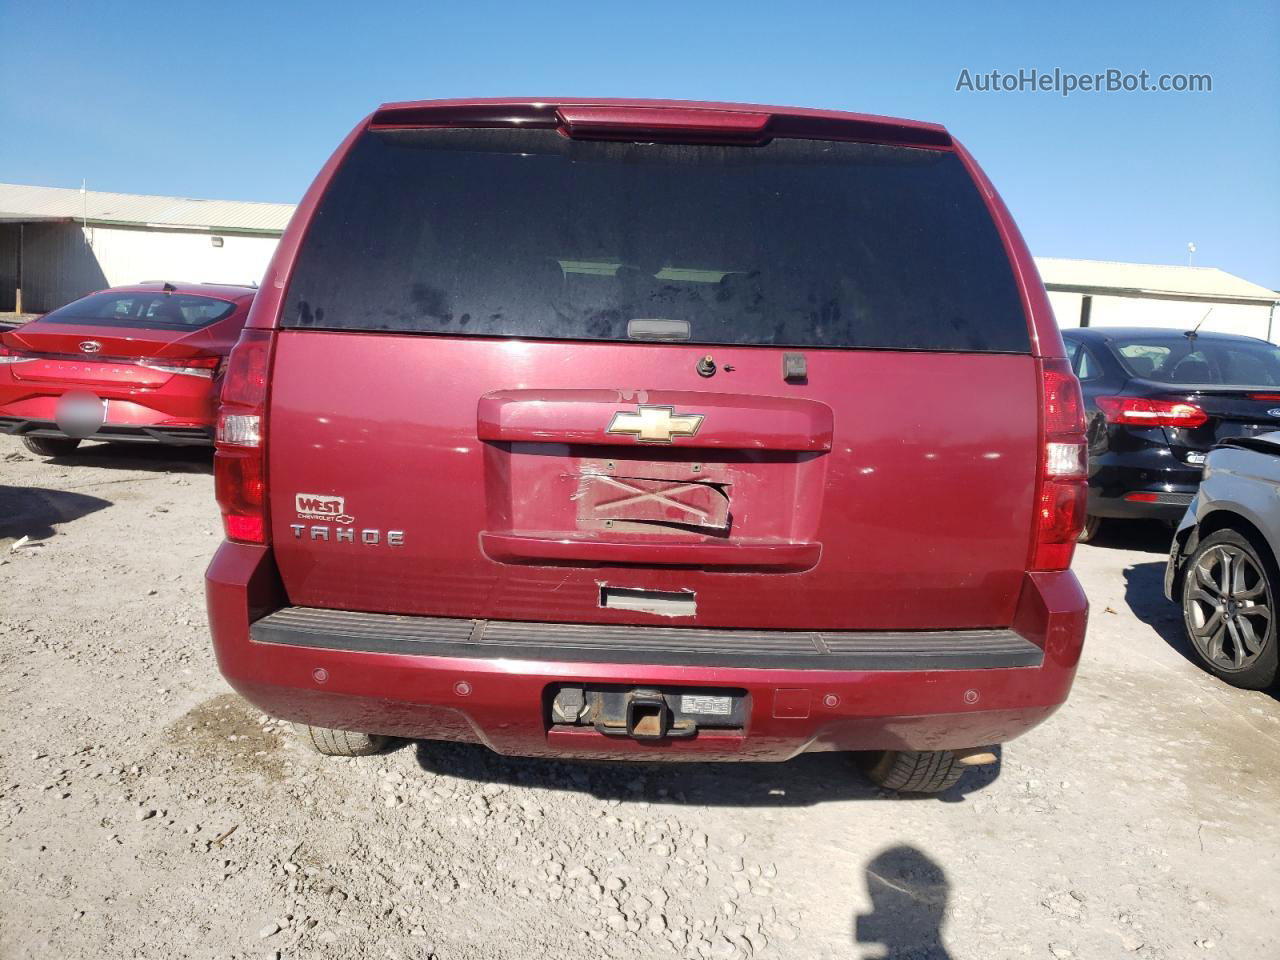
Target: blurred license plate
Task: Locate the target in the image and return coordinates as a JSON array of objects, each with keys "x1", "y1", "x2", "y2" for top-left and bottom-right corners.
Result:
[{"x1": 55, "y1": 391, "x2": 107, "y2": 437}]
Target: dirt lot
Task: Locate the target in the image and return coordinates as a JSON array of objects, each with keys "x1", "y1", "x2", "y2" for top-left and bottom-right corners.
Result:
[{"x1": 1, "y1": 436, "x2": 1277, "y2": 960}]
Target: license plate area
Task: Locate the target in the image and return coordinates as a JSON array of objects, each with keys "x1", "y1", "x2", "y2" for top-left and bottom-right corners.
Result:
[
  {"x1": 55, "y1": 391, "x2": 108, "y2": 437},
  {"x1": 548, "y1": 684, "x2": 748, "y2": 740}
]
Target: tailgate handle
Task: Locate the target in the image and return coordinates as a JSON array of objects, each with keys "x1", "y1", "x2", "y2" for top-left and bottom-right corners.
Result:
[{"x1": 478, "y1": 389, "x2": 833, "y2": 452}]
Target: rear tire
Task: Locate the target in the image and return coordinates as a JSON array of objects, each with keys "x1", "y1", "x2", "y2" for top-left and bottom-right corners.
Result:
[
  {"x1": 295, "y1": 723, "x2": 389, "y2": 757},
  {"x1": 1180, "y1": 529, "x2": 1278, "y2": 689},
  {"x1": 22, "y1": 436, "x2": 82, "y2": 458},
  {"x1": 861, "y1": 750, "x2": 966, "y2": 794},
  {"x1": 1078, "y1": 514, "x2": 1102, "y2": 543}
]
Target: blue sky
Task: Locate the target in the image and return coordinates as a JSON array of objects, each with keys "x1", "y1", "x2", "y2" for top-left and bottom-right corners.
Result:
[{"x1": 1, "y1": 0, "x2": 1276, "y2": 287}]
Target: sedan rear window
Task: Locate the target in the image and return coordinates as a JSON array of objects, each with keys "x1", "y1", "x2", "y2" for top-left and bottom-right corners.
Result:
[
  {"x1": 1113, "y1": 336, "x2": 1280, "y2": 386},
  {"x1": 42, "y1": 292, "x2": 236, "y2": 330},
  {"x1": 284, "y1": 128, "x2": 1030, "y2": 353}
]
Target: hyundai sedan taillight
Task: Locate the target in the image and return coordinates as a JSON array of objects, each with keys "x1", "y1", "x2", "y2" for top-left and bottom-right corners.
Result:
[
  {"x1": 0, "y1": 344, "x2": 34, "y2": 364},
  {"x1": 139, "y1": 355, "x2": 222, "y2": 379}
]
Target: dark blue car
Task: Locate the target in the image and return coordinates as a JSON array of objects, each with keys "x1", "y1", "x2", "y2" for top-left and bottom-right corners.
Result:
[{"x1": 1062, "y1": 326, "x2": 1280, "y2": 541}]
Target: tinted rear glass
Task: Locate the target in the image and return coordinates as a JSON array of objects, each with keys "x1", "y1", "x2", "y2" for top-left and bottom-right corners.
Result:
[
  {"x1": 284, "y1": 128, "x2": 1030, "y2": 352},
  {"x1": 1112, "y1": 336, "x2": 1280, "y2": 386},
  {"x1": 42, "y1": 291, "x2": 236, "y2": 330}
]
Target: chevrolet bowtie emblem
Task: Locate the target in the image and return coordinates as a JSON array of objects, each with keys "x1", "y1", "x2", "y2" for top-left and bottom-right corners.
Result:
[{"x1": 606, "y1": 405, "x2": 704, "y2": 443}]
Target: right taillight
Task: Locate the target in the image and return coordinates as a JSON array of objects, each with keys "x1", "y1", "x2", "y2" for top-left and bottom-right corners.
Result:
[
  {"x1": 139, "y1": 355, "x2": 222, "y2": 379},
  {"x1": 1095, "y1": 395, "x2": 1208, "y2": 428},
  {"x1": 214, "y1": 329, "x2": 275, "y2": 544},
  {"x1": 1031, "y1": 358, "x2": 1088, "y2": 571}
]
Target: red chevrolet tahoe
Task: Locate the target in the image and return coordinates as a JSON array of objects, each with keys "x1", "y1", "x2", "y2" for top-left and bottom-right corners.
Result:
[{"x1": 206, "y1": 98, "x2": 1089, "y2": 793}]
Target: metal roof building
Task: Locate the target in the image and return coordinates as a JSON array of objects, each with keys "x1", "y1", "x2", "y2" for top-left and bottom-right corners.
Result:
[
  {"x1": 1037, "y1": 257, "x2": 1279, "y2": 306},
  {"x1": 0, "y1": 183, "x2": 292, "y2": 314},
  {"x1": 0, "y1": 182, "x2": 293, "y2": 235},
  {"x1": 1038, "y1": 257, "x2": 1280, "y2": 343}
]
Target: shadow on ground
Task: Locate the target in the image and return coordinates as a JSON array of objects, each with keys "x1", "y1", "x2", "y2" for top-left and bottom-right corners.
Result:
[
  {"x1": 1088, "y1": 518, "x2": 1174, "y2": 555},
  {"x1": 0, "y1": 484, "x2": 111, "y2": 541},
  {"x1": 38, "y1": 441, "x2": 212, "y2": 474},
  {"x1": 411, "y1": 740, "x2": 1002, "y2": 807},
  {"x1": 853, "y1": 845, "x2": 953, "y2": 959},
  {"x1": 1123, "y1": 560, "x2": 1193, "y2": 658},
  {"x1": 1126, "y1": 559, "x2": 1280, "y2": 701}
]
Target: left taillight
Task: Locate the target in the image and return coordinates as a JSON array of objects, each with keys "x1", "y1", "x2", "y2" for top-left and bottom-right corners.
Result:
[
  {"x1": 0, "y1": 343, "x2": 35, "y2": 364},
  {"x1": 1030, "y1": 358, "x2": 1088, "y2": 571},
  {"x1": 214, "y1": 330, "x2": 275, "y2": 544}
]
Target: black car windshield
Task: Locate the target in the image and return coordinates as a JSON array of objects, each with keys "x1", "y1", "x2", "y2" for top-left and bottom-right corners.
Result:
[
  {"x1": 283, "y1": 128, "x2": 1031, "y2": 352},
  {"x1": 1111, "y1": 335, "x2": 1280, "y2": 386},
  {"x1": 40, "y1": 292, "x2": 236, "y2": 330}
]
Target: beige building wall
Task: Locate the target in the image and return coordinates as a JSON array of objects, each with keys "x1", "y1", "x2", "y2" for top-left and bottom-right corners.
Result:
[
  {"x1": 85, "y1": 225, "x2": 276, "y2": 291},
  {"x1": 1048, "y1": 291, "x2": 1276, "y2": 343}
]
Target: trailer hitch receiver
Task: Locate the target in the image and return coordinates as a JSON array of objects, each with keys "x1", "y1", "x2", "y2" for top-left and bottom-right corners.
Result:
[{"x1": 626, "y1": 689, "x2": 671, "y2": 740}]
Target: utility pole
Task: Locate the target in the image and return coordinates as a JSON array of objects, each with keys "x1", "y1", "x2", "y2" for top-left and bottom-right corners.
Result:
[{"x1": 14, "y1": 222, "x2": 22, "y2": 315}]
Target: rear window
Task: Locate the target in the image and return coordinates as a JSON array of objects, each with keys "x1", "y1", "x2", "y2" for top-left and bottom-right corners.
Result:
[
  {"x1": 42, "y1": 291, "x2": 236, "y2": 330},
  {"x1": 284, "y1": 128, "x2": 1030, "y2": 352},
  {"x1": 1112, "y1": 336, "x2": 1280, "y2": 386}
]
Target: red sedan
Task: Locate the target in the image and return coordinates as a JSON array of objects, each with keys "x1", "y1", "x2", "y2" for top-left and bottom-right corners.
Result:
[{"x1": 0, "y1": 282, "x2": 255, "y2": 455}]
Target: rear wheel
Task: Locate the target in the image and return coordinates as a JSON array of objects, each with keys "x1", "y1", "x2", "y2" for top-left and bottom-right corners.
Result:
[
  {"x1": 294, "y1": 723, "x2": 389, "y2": 757},
  {"x1": 1078, "y1": 514, "x2": 1102, "y2": 543},
  {"x1": 22, "y1": 436, "x2": 82, "y2": 458},
  {"x1": 861, "y1": 749, "x2": 966, "y2": 794},
  {"x1": 1181, "y1": 529, "x2": 1278, "y2": 689}
]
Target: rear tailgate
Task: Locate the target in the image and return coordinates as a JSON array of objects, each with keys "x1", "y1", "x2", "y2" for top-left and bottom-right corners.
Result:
[
  {"x1": 264, "y1": 121, "x2": 1040, "y2": 632},
  {"x1": 1111, "y1": 338, "x2": 1280, "y2": 464},
  {"x1": 1159, "y1": 387, "x2": 1280, "y2": 458},
  {"x1": 268, "y1": 336, "x2": 1037, "y2": 630}
]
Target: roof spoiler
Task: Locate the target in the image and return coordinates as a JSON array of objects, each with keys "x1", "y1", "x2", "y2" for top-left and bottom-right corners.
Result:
[{"x1": 369, "y1": 99, "x2": 953, "y2": 149}]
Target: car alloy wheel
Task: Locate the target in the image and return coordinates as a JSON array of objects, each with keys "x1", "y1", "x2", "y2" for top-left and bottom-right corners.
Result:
[{"x1": 1183, "y1": 539, "x2": 1272, "y2": 671}]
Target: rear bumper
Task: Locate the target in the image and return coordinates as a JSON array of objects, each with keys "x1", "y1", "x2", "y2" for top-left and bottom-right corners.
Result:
[
  {"x1": 0, "y1": 371, "x2": 216, "y2": 442},
  {"x1": 206, "y1": 543, "x2": 1089, "y2": 761},
  {"x1": 1087, "y1": 486, "x2": 1195, "y2": 521},
  {"x1": 0, "y1": 416, "x2": 212, "y2": 445},
  {"x1": 1088, "y1": 451, "x2": 1200, "y2": 521}
]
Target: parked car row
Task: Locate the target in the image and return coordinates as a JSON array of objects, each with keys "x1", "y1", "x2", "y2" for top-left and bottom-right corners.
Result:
[
  {"x1": 2, "y1": 98, "x2": 1274, "y2": 795},
  {"x1": 1063, "y1": 326, "x2": 1280, "y2": 541},
  {"x1": 1062, "y1": 324, "x2": 1280, "y2": 687}
]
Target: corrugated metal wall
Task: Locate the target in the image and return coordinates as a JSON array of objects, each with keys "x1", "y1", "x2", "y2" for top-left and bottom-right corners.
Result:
[
  {"x1": 0, "y1": 225, "x2": 16, "y2": 309},
  {"x1": 19, "y1": 223, "x2": 108, "y2": 310}
]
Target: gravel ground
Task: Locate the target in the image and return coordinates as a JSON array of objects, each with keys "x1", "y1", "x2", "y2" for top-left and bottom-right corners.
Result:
[{"x1": 2, "y1": 436, "x2": 1278, "y2": 960}]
